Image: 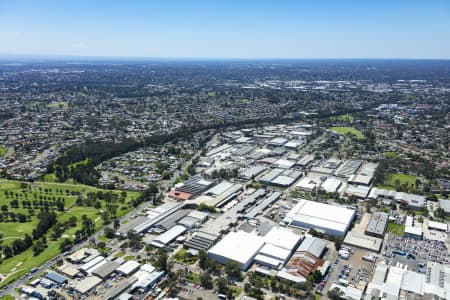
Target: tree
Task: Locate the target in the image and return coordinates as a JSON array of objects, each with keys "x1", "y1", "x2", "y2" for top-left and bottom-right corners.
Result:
[
  {"x1": 215, "y1": 277, "x2": 229, "y2": 294},
  {"x1": 127, "y1": 230, "x2": 142, "y2": 249},
  {"x1": 328, "y1": 287, "x2": 345, "y2": 300},
  {"x1": 3, "y1": 245, "x2": 13, "y2": 258},
  {"x1": 225, "y1": 260, "x2": 242, "y2": 280},
  {"x1": 59, "y1": 238, "x2": 73, "y2": 252},
  {"x1": 434, "y1": 208, "x2": 446, "y2": 219},
  {"x1": 244, "y1": 283, "x2": 264, "y2": 300},
  {"x1": 81, "y1": 217, "x2": 95, "y2": 236},
  {"x1": 198, "y1": 250, "x2": 208, "y2": 269},
  {"x1": 154, "y1": 250, "x2": 169, "y2": 272},
  {"x1": 104, "y1": 227, "x2": 116, "y2": 239},
  {"x1": 200, "y1": 272, "x2": 213, "y2": 289},
  {"x1": 101, "y1": 211, "x2": 110, "y2": 225},
  {"x1": 426, "y1": 194, "x2": 438, "y2": 202},
  {"x1": 113, "y1": 218, "x2": 120, "y2": 229},
  {"x1": 68, "y1": 216, "x2": 77, "y2": 227},
  {"x1": 312, "y1": 270, "x2": 323, "y2": 283},
  {"x1": 32, "y1": 240, "x2": 46, "y2": 256}
]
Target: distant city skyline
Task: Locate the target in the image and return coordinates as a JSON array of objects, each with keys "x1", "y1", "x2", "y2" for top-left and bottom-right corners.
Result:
[{"x1": 0, "y1": 0, "x2": 449, "y2": 59}]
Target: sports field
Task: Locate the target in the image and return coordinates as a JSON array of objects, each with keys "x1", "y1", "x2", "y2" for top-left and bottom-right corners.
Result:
[{"x1": 331, "y1": 126, "x2": 364, "y2": 140}]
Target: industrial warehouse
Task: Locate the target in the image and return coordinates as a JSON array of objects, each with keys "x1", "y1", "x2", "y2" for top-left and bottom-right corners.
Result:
[
  {"x1": 283, "y1": 199, "x2": 356, "y2": 237},
  {"x1": 12, "y1": 123, "x2": 450, "y2": 300}
]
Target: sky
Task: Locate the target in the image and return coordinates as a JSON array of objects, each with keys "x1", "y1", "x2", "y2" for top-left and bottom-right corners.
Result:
[{"x1": 0, "y1": 0, "x2": 449, "y2": 59}]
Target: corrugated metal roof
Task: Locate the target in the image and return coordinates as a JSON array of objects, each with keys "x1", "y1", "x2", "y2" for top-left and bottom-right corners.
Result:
[
  {"x1": 45, "y1": 272, "x2": 68, "y2": 284},
  {"x1": 297, "y1": 237, "x2": 326, "y2": 258},
  {"x1": 152, "y1": 224, "x2": 187, "y2": 246}
]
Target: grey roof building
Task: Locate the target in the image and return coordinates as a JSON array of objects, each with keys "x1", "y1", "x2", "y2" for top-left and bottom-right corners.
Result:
[
  {"x1": 365, "y1": 212, "x2": 389, "y2": 238},
  {"x1": 297, "y1": 237, "x2": 327, "y2": 258},
  {"x1": 92, "y1": 261, "x2": 121, "y2": 279}
]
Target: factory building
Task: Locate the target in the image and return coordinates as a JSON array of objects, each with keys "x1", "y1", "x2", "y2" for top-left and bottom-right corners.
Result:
[
  {"x1": 208, "y1": 231, "x2": 265, "y2": 270},
  {"x1": 365, "y1": 212, "x2": 389, "y2": 238},
  {"x1": 284, "y1": 199, "x2": 355, "y2": 237}
]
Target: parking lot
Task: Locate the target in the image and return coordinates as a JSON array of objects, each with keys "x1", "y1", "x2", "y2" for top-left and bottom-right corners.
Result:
[
  {"x1": 319, "y1": 248, "x2": 376, "y2": 295},
  {"x1": 177, "y1": 282, "x2": 220, "y2": 300},
  {"x1": 384, "y1": 234, "x2": 449, "y2": 266}
]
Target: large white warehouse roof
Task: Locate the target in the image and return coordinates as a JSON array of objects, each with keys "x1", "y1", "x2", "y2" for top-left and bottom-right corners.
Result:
[
  {"x1": 284, "y1": 199, "x2": 355, "y2": 235},
  {"x1": 263, "y1": 227, "x2": 303, "y2": 251},
  {"x1": 208, "y1": 231, "x2": 265, "y2": 269}
]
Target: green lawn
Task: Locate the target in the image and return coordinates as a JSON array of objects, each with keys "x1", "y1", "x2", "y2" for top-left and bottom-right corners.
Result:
[
  {"x1": 47, "y1": 101, "x2": 69, "y2": 109},
  {"x1": 207, "y1": 92, "x2": 216, "y2": 97},
  {"x1": 240, "y1": 98, "x2": 249, "y2": 103},
  {"x1": 0, "y1": 239, "x2": 60, "y2": 288},
  {"x1": 330, "y1": 126, "x2": 364, "y2": 140},
  {"x1": 229, "y1": 285, "x2": 242, "y2": 297},
  {"x1": 0, "y1": 295, "x2": 15, "y2": 300},
  {"x1": 0, "y1": 146, "x2": 6, "y2": 157},
  {"x1": 124, "y1": 255, "x2": 135, "y2": 261},
  {"x1": 43, "y1": 173, "x2": 57, "y2": 182},
  {"x1": 98, "y1": 235, "x2": 108, "y2": 242},
  {"x1": 412, "y1": 210, "x2": 423, "y2": 216},
  {"x1": 384, "y1": 152, "x2": 399, "y2": 158},
  {"x1": 384, "y1": 173, "x2": 417, "y2": 188},
  {"x1": 173, "y1": 248, "x2": 198, "y2": 265},
  {"x1": 330, "y1": 114, "x2": 354, "y2": 122},
  {"x1": 67, "y1": 158, "x2": 89, "y2": 169},
  {"x1": 0, "y1": 179, "x2": 140, "y2": 288},
  {"x1": 0, "y1": 219, "x2": 39, "y2": 240},
  {"x1": 387, "y1": 222, "x2": 405, "y2": 236},
  {"x1": 186, "y1": 273, "x2": 201, "y2": 285}
]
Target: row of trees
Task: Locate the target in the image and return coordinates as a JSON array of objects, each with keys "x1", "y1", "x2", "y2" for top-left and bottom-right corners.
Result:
[
  {"x1": 6, "y1": 199, "x2": 66, "y2": 211},
  {"x1": 0, "y1": 209, "x2": 57, "y2": 259}
]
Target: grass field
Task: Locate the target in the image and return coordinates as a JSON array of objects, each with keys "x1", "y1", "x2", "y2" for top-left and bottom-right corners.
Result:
[
  {"x1": 330, "y1": 126, "x2": 364, "y2": 140},
  {"x1": 387, "y1": 222, "x2": 405, "y2": 236},
  {"x1": 43, "y1": 159, "x2": 88, "y2": 183},
  {"x1": 0, "y1": 146, "x2": 6, "y2": 157},
  {"x1": 47, "y1": 101, "x2": 69, "y2": 109},
  {"x1": 207, "y1": 92, "x2": 216, "y2": 97},
  {"x1": 240, "y1": 98, "x2": 249, "y2": 103},
  {"x1": 0, "y1": 179, "x2": 140, "y2": 288},
  {"x1": 377, "y1": 173, "x2": 418, "y2": 192},
  {"x1": 0, "y1": 295, "x2": 15, "y2": 300},
  {"x1": 67, "y1": 158, "x2": 89, "y2": 169},
  {"x1": 173, "y1": 248, "x2": 198, "y2": 265},
  {"x1": 384, "y1": 152, "x2": 400, "y2": 158},
  {"x1": 384, "y1": 173, "x2": 417, "y2": 187},
  {"x1": 43, "y1": 173, "x2": 57, "y2": 182},
  {"x1": 330, "y1": 114, "x2": 354, "y2": 122},
  {"x1": 186, "y1": 272, "x2": 201, "y2": 285}
]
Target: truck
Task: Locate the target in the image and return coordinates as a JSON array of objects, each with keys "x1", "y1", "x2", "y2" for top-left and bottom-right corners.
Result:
[
  {"x1": 392, "y1": 250, "x2": 406, "y2": 256},
  {"x1": 338, "y1": 250, "x2": 350, "y2": 259},
  {"x1": 362, "y1": 254, "x2": 377, "y2": 263}
]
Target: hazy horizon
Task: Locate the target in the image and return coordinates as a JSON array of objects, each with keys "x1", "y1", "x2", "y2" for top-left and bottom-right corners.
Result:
[{"x1": 1, "y1": 0, "x2": 449, "y2": 59}]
